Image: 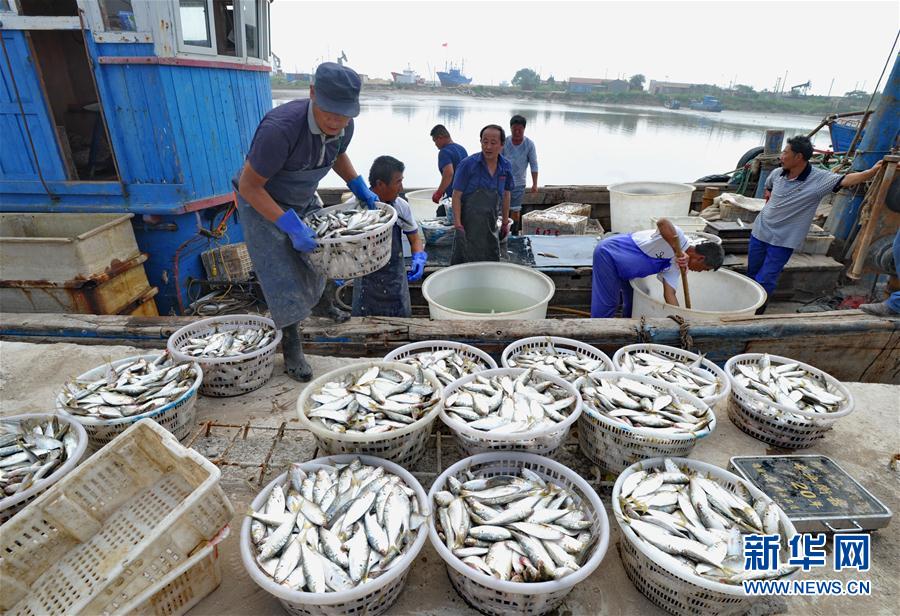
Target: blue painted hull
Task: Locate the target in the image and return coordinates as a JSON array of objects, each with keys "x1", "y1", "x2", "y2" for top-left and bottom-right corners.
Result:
[
  {"x1": 437, "y1": 70, "x2": 472, "y2": 86},
  {"x1": 829, "y1": 122, "x2": 863, "y2": 152}
]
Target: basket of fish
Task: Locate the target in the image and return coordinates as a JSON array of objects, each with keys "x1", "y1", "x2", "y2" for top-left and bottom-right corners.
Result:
[
  {"x1": 613, "y1": 343, "x2": 730, "y2": 407},
  {"x1": 240, "y1": 455, "x2": 430, "y2": 616},
  {"x1": 501, "y1": 336, "x2": 613, "y2": 382},
  {"x1": 429, "y1": 452, "x2": 609, "y2": 616},
  {"x1": 614, "y1": 457, "x2": 800, "y2": 615},
  {"x1": 55, "y1": 352, "x2": 202, "y2": 451},
  {"x1": 305, "y1": 202, "x2": 398, "y2": 279},
  {"x1": 724, "y1": 353, "x2": 854, "y2": 449},
  {"x1": 441, "y1": 368, "x2": 582, "y2": 456},
  {"x1": 575, "y1": 372, "x2": 715, "y2": 474},
  {"x1": 0, "y1": 413, "x2": 88, "y2": 524},
  {"x1": 168, "y1": 314, "x2": 281, "y2": 397},
  {"x1": 0, "y1": 419, "x2": 233, "y2": 615},
  {"x1": 383, "y1": 340, "x2": 497, "y2": 392},
  {"x1": 296, "y1": 361, "x2": 442, "y2": 467}
]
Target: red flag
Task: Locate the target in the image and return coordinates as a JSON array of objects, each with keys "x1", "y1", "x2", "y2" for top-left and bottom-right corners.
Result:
[{"x1": 441, "y1": 42, "x2": 448, "y2": 47}]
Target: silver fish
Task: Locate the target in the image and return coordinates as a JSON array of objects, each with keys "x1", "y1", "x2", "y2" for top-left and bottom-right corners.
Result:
[
  {"x1": 305, "y1": 206, "x2": 393, "y2": 240},
  {"x1": 0, "y1": 416, "x2": 77, "y2": 497},
  {"x1": 731, "y1": 354, "x2": 846, "y2": 418},
  {"x1": 506, "y1": 342, "x2": 606, "y2": 382},
  {"x1": 618, "y1": 349, "x2": 723, "y2": 400},
  {"x1": 248, "y1": 458, "x2": 424, "y2": 592},
  {"x1": 176, "y1": 327, "x2": 274, "y2": 358},
  {"x1": 393, "y1": 348, "x2": 490, "y2": 387}
]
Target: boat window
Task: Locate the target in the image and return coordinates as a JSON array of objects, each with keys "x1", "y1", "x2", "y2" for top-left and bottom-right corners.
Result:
[
  {"x1": 179, "y1": 0, "x2": 213, "y2": 48},
  {"x1": 18, "y1": 0, "x2": 77, "y2": 15},
  {"x1": 0, "y1": 0, "x2": 11, "y2": 12},
  {"x1": 98, "y1": 0, "x2": 136, "y2": 31},
  {"x1": 212, "y1": 0, "x2": 237, "y2": 56},
  {"x1": 240, "y1": 0, "x2": 260, "y2": 58}
]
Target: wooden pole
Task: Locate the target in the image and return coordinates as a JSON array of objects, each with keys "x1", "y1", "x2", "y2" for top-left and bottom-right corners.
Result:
[
  {"x1": 668, "y1": 238, "x2": 692, "y2": 309},
  {"x1": 849, "y1": 157, "x2": 896, "y2": 279}
]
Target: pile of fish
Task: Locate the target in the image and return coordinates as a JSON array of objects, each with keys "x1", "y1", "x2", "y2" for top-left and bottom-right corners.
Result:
[
  {"x1": 731, "y1": 355, "x2": 845, "y2": 414},
  {"x1": 248, "y1": 459, "x2": 426, "y2": 592},
  {"x1": 394, "y1": 348, "x2": 488, "y2": 387},
  {"x1": 176, "y1": 327, "x2": 275, "y2": 358},
  {"x1": 618, "y1": 459, "x2": 798, "y2": 584},
  {"x1": 444, "y1": 369, "x2": 577, "y2": 434},
  {"x1": 304, "y1": 365, "x2": 438, "y2": 434},
  {"x1": 579, "y1": 374, "x2": 711, "y2": 434},
  {"x1": 505, "y1": 344, "x2": 606, "y2": 382},
  {"x1": 618, "y1": 350, "x2": 723, "y2": 399},
  {"x1": 434, "y1": 467, "x2": 595, "y2": 582},
  {"x1": 1, "y1": 416, "x2": 79, "y2": 497},
  {"x1": 305, "y1": 207, "x2": 393, "y2": 241},
  {"x1": 60, "y1": 353, "x2": 197, "y2": 420}
]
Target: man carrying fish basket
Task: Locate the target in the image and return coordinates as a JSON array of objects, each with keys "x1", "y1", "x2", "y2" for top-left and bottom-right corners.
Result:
[
  {"x1": 350, "y1": 156, "x2": 427, "y2": 317},
  {"x1": 591, "y1": 218, "x2": 725, "y2": 318},
  {"x1": 234, "y1": 63, "x2": 380, "y2": 381}
]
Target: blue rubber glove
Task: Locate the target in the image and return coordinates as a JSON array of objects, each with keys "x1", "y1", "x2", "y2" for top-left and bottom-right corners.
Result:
[
  {"x1": 407, "y1": 251, "x2": 428, "y2": 282},
  {"x1": 275, "y1": 209, "x2": 317, "y2": 253},
  {"x1": 347, "y1": 175, "x2": 379, "y2": 210}
]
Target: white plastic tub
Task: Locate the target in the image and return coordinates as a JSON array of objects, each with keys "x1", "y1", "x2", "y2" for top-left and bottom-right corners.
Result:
[
  {"x1": 422, "y1": 262, "x2": 555, "y2": 320},
  {"x1": 630, "y1": 269, "x2": 766, "y2": 319},
  {"x1": 608, "y1": 182, "x2": 694, "y2": 233},
  {"x1": 649, "y1": 215, "x2": 708, "y2": 233},
  {"x1": 404, "y1": 189, "x2": 445, "y2": 222}
]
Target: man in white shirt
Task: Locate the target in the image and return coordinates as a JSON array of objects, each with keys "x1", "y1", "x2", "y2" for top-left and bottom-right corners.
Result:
[
  {"x1": 501, "y1": 115, "x2": 538, "y2": 234},
  {"x1": 591, "y1": 218, "x2": 725, "y2": 317}
]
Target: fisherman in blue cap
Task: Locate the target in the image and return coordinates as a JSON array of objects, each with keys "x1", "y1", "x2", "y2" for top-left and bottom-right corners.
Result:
[{"x1": 234, "y1": 62, "x2": 380, "y2": 381}]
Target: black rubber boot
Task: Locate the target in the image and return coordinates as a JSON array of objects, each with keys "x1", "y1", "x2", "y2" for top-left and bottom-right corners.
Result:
[
  {"x1": 311, "y1": 279, "x2": 350, "y2": 323},
  {"x1": 281, "y1": 323, "x2": 313, "y2": 382}
]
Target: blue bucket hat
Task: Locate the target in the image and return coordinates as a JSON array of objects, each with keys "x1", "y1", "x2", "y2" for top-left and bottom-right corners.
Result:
[{"x1": 313, "y1": 62, "x2": 361, "y2": 118}]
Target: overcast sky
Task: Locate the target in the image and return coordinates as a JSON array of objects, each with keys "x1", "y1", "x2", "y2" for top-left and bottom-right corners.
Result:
[{"x1": 271, "y1": 0, "x2": 899, "y2": 96}]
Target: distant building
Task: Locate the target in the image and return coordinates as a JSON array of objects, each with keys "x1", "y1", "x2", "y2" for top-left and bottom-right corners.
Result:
[
  {"x1": 567, "y1": 77, "x2": 629, "y2": 94},
  {"x1": 648, "y1": 80, "x2": 699, "y2": 95}
]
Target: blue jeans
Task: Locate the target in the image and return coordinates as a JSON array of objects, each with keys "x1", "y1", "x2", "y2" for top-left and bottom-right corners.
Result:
[
  {"x1": 747, "y1": 235, "x2": 793, "y2": 296},
  {"x1": 888, "y1": 231, "x2": 900, "y2": 313}
]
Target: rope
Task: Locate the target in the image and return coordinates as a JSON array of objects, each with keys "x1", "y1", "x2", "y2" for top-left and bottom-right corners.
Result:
[
  {"x1": 634, "y1": 315, "x2": 651, "y2": 344},
  {"x1": 667, "y1": 314, "x2": 694, "y2": 351}
]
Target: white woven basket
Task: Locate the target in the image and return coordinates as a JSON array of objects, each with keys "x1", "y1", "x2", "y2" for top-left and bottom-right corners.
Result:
[
  {"x1": 613, "y1": 457, "x2": 799, "y2": 616},
  {"x1": 123, "y1": 525, "x2": 229, "y2": 616},
  {"x1": 168, "y1": 314, "x2": 280, "y2": 397},
  {"x1": 0, "y1": 413, "x2": 88, "y2": 525},
  {"x1": 296, "y1": 361, "x2": 443, "y2": 466},
  {"x1": 574, "y1": 371, "x2": 715, "y2": 474},
  {"x1": 0, "y1": 419, "x2": 234, "y2": 615},
  {"x1": 55, "y1": 354, "x2": 203, "y2": 452},
  {"x1": 383, "y1": 339, "x2": 498, "y2": 393},
  {"x1": 725, "y1": 353, "x2": 854, "y2": 449},
  {"x1": 306, "y1": 201, "x2": 398, "y2": 279},
  {"x1": 440, "y1": 368, "x2": 582, "y2": 456},
  {"x1": 239, "y1": 454, "x2": 430, "y2": 616},
  {"x1": 500, "y1": 336, "x2": 613, "y2": 382},
  {"x1": 612, "y1": 343, "x2": 731, "y2": 407},
  {"x1": 428, "y1": 452, "x2": 610, "y2": 616}
]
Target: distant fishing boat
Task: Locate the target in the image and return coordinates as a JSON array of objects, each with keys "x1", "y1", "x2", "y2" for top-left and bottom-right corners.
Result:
[
  {"x1": 391, "y1": 66, "x2": 424, "y2": 85},
  {"x1": 689, "y1": 95, "x2": 723, "y2": 112},
  {"x1": 437, "y1": 63, "x2": 472, "y2": 87}
]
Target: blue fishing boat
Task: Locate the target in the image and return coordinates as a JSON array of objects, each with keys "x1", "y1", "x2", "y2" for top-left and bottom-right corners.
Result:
[
  {"x1": 0, "y1": 0, "x2": 274, "y2": 315},
  {"x1": 689, "y1": 95, "x2": 723, "y2": 112},
  {"x1": 437, "y1": 64, "x2": 472, "y2": 87}
]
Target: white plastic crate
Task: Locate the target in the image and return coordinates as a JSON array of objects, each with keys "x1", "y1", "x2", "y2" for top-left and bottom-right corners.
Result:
[
  {"x1": 612, "y1": 343, "x2": 731, "y2": 408},
  {"x1": 55, "y1": 354, "x2": 202, "y2": 452},
  {"x1": 575, "y1": 372, "x2": 715, "y2": 474},
  {"x1": 440, "y1": 368, "x2": 582, "y2": 456},
  {"x1": 0, "y1": 419, "x2": 234, "y2": 615},
  {"x1": 0, "y1": 413, "x2": 88, "y2": 524},
  {"x1": 725, "y1": 353, "x2": 854, "y2": 449},
  {"x1": 168, "y1": 315, "x2": 280, "y2": 397},
  {"x1": 306, "y1": 202, "x2": 398, "y2": 279},
  {"x1": 613, "y1": 457, "x2": 799, "y2": 615},
  {"x1": 296, "y1": 361, "x2": 443, "y2": 466},
  {"x1": 428, "y1": 452, "x2": 609, "y2": 616},
  {"x1": 239, "y1": 454, "x2": 430, "y2": 616}
]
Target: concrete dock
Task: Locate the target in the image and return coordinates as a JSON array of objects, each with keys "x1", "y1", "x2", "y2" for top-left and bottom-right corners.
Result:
[{"x1": 1, "y1": 340, "x2": 897, "y2": 616}]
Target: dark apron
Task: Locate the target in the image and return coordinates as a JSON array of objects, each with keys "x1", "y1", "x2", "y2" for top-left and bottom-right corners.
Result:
[
  {"x1": 234, "y1": 164, "x2": 330, "y2": 329},
  {"x1": 350, "y1": 221, "x2": 411, "y2": 317},
  {"x1": 450, "y1": 188, "x2": 500, "y2": 264}
]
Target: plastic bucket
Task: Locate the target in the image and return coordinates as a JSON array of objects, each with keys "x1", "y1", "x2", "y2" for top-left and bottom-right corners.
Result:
[
  {"x1": 608, "y1": 182, "x2": 694, "y2": 233},
  {"x1": 421, "y1": 262, "x2": 555, "y2": 320},
  {"x1": 404, "y1": 189, "x2": 444, "y2": 222},
  {"x1": 630, "y1": 269, "x2": 766, "y2": 319}
]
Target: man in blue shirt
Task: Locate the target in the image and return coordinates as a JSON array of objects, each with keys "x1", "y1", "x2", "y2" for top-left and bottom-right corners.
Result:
[
  {"x1": 450, "y1": 125, "x2": 512, "y2": 264},
  {"x1": 234, "y1": 63, "x2": 380, "y2": 381},
  {"x1": 430, "y1": 124, "x2": 468, "y2": 217},
  {"x1": 502, "y1": 115, "x2": 539, "y2": 235}
]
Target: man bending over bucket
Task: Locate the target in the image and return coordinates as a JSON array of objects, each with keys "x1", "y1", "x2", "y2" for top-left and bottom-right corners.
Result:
[{"x1": 591, "y1": 219, "x2": 725, "y2": 318}]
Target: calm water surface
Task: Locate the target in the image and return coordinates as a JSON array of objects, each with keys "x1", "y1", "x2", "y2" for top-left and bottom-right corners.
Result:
[{"x1": 273, "y1": 92, "x2": 831, "y2": 189}]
